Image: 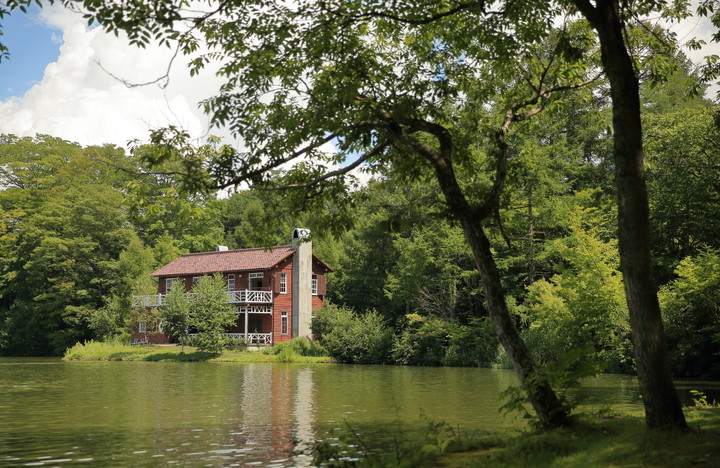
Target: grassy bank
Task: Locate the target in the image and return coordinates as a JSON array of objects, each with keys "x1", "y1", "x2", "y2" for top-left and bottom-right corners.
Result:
[
  {"x1": 64, "y1": 340, "x2": 333, "y2": 363},
  {"x1": 312, "y1": 405, "x2": 720, "y2": 467},
  {"x1": 420, "y1": 408, "x2": 720, "y2": 468}
]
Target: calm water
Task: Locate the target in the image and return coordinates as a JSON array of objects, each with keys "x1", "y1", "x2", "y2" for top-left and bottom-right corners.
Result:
[{"x1": 1, "y1": 358, "x2": 718, "y2": 467}]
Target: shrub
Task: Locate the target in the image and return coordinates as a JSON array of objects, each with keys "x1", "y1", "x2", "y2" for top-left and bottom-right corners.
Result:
[
  {"x1": 263, "y1": 337, "x2": 327, "y2": 357},
  {"x1": 392, "y1": 315, "x2": 499, "y2": 367},
  {"x1": 314, "y1": 304, "x2": 392, "y2": 364},
  {"x1": 392, "y1": 314, "x2": 451, "y2": 366},
  {"x1": 660, "y1": 249, "x2": 720, "y2": 378},
  {"x1": 443, "y1": 317, "x2": 499, "y2": 367}
]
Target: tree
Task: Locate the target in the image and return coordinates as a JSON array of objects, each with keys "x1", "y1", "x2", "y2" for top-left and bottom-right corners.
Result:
[
  {"x1": 659, "y1": 249, "x2": 720, "y2": 379},
  {"x1": 189, "y1": 273, "x2": 236, "y2": 353},
  {"x1": 520, "y1": 198, "x2": 632, "y2": 373},
  {"x1": 158, "y1": 280, "x2": 191, "y2": 352},
  {"x1": 91, "y1": 233, "x2": 157, "y2": 340},
  {"x1": 0, "y1": 136, "x2": 136, "y2": 355},
  {"x1": 312, "y1": 303, "x2": 393, "y2": 364},
  {"x1": 644, "y1": 105, "x2": 720, "y2": 282},
  {"x1": 567, "y1": 0, "x2": 689, "y2": 428}
]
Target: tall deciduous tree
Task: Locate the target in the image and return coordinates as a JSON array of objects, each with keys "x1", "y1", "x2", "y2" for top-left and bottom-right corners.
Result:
[
  {"x1": 159, "y1": 281, "x2": 191, "y2": 352},
  {"x1": 189, "y1": 273, "x2": 236, "y2": 353},
  {"x1": 568, "y1": 0, "x2": 687, "y2": 428}
]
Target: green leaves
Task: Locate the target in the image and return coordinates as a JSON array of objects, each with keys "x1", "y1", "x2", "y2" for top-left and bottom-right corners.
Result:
[{"x1": 188, "y1": 273, "x2": 237, "y2": 353}]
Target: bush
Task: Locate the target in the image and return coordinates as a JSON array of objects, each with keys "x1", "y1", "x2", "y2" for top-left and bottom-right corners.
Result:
[
  {"x1": 313, "y1": 304, "x2": 392, "y2": 364},
  {"x1": 443, "y1": 317, "x2": 499, "y2": 367},
  {"x1": 392, "y1": 315, "x2": 499, "y2": 367},
  {"x1": 392, "y1": 314, "x2": 451, "y2": 366},
  {"x1": 263, "y1": 337, "x2": 327, "y2": 357},
  {"x1": 660, "y1": 249, "x2": 720, "y2": 378}
]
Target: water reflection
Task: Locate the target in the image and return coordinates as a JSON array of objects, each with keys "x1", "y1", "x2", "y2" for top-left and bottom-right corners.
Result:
[{"x1": 1, "y1": 358, "x2": 718, "y2": 467}]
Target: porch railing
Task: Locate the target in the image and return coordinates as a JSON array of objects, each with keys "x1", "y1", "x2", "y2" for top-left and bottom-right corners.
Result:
[
  {"x1": 189, "y1": 333, "x2": 272, "y2": 345},
  {"x1": 132, "y1": 289, "x2": 273, "y2": 307}
]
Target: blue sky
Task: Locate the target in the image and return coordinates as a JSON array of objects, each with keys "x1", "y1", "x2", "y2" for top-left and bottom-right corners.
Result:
[{"x1": 1, "y1": 6, "x2": 62, "y2": 100}]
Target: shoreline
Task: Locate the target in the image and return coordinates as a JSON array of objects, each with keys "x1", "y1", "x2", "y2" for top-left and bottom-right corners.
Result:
[{"x1": 63, "y1": 341, "x2": 333, "y2": 364}]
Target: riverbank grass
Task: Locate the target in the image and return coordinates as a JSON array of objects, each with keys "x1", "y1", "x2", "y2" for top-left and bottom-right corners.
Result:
[
  {"x1": 64, "y1": 340, "x2": 332, "y2": 363},
  {"x1": 422, "y1": 408, "x2": 720, "y2": 468}
]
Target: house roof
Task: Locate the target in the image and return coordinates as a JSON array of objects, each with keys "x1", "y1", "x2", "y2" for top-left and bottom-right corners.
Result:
[
  {"x1": 151, "y1": 245, "x2": 333, "y2": 277},
  {"x1": 151, "y1": 246, "x2": 295, "y2": 277}
]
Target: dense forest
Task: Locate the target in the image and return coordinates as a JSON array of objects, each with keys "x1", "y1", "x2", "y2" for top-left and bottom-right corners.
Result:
[{"x1": 1, "y1": 62, "x2": 718, "y2": 380}]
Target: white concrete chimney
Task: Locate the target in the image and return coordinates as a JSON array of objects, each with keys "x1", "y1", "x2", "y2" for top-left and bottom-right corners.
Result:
[{"x1": 291, "y1": 228, "x2": 312, "y2": 338}]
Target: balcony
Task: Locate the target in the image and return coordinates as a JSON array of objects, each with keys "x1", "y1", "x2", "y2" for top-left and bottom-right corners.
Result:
[
  {"x1": 132, "y1": 289, "x2": 273, "y2": 308},
  {"x1": 189, "y1": 333, "x2": 272, "y2": 345}
]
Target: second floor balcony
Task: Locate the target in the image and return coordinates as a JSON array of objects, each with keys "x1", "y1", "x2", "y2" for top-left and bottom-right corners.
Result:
[{"x1": 132, "y1": 289, "x2": 273, "y2": 308}]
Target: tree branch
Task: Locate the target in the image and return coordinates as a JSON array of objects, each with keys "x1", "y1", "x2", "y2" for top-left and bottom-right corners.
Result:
[
  {"x1": 262, "y1": 139, "x2": 390, "y2": 190},
  {"x1": 331, "y1": 1, "x2": 492, "y2": 26}
]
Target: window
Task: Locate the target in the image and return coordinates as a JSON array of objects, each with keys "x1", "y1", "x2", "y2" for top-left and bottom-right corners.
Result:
[
  {"x1": 249, "y1": 272, "x2": 263, "y2": 290},
  {"x1": 281, "y1": 310, "x2": 288, "y2": 334},
  {"x1": 165, "y1": 277, "x2": 178, "y2": 293},
  {"x1": 138, "y1": 321, "x2": 147, "y2": 333},
  {"x1": 192, "y1": 276, "x2": 201, "y2": 287},
  {"x1": 311, "y1": 274, "x2": 318, "y2": 295},
  {"x1": 280, "y1": 272, "x2": 287, "y2": 294},
  {"x1": 227, "y1": 274, "x2": 235, "y2": 291}
]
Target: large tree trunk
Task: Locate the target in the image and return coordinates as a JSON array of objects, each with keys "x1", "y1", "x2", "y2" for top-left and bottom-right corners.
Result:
[
  {"x1": 460, "y1": 217, "x2": 569, "y2": 428},
  {"x1": 573, "y1": 0, "x2": 686, "y2": 428},
  {"x1": 382, "y1": 110, "x2": 569, "y2": 428}
]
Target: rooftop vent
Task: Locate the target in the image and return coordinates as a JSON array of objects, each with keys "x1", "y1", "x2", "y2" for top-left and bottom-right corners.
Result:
[{"x1": 216, "y1": 246, "x2": 229, "y2": 252}]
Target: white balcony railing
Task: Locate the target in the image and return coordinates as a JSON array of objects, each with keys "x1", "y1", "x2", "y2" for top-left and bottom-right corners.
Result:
[
  {"x1": 189, "y1": 333, "x2": 272, "y2": 345},
  {"x1": 226, "y1": 289, "x2": 273, "y2": 304},
  {"x1": 132, "y1": 289, "x2": 273, "y2": 308}
]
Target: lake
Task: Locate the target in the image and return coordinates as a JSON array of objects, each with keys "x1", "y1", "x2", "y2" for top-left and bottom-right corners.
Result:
[{"x1": 1, "y1": 358, "x2": 718, "y2": 466}]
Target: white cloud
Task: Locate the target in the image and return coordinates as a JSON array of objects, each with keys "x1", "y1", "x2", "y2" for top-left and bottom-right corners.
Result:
[{"x1": 0, "y1": 5, "x2": 221, "y2": 148}]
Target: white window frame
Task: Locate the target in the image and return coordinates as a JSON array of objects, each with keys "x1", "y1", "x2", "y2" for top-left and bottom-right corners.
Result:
[
  {"x1": 311, "y1": 274, "x2": 318, "y2": 295},
  {"x1": 249, "y1": 272, "x2": 263, "y2": 291},
  {"x1": 165, "y1": 277, "x2": 178, "y2": 293},
  {"x1": 192, "y1": 276, "x2": 201, "y2": 287},
  {"x1": 281, "y1": 310, "x2": 288, "y2": 335},
  {"x1": 280, "y1": 272, "x2": 287, "y2": 294},
  {"x1": 227, "y1": 274, "x2": 235, "y2": 291},
  {"x1": 138, "y1": 321, "x2": 147, "y2": 333}
]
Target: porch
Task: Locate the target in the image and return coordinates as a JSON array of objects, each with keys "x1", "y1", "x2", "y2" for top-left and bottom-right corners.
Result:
[{"x1": 132, "y1": 289, "x2": 273, "y2": 307}]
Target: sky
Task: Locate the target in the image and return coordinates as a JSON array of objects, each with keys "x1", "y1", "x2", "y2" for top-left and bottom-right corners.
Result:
[
  {"x1": 0, "y1": 4, "x2": 223, "y2": 149},
  {"x1": 0, "y1": 4, "x2": 718, "y2": 151}
]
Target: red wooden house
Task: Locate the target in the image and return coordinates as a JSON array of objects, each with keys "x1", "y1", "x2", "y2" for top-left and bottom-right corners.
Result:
[{"x1": 131, "y1": 228, "x2": 331, "y2": 345}]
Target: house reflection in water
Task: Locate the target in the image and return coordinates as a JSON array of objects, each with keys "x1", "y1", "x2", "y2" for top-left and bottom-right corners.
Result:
[{"x1": 219, "y1": 364, "x2": 319, "y2": 465}]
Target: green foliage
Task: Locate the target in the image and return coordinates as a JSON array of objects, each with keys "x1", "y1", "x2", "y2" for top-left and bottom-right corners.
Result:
[
  {"x1": 0, "y1": 153, "x2": 134, "y2": 355},
  {"x1": 688, "y1": 390, "x2": 720, "y2": 409},
  {"x1": 92, "y1": 234, "x2": 157, "y2": 340},
  {"x1": 659, "y1": 249, "x2": 720, "y2": 378},
  {"x1": 188, "y1": 273, "x2": 237, "y2": 353},
  {"x1": 644, "y1": 105, "x2": 720, "y2": 282},
  {"x1": 391, "y1": 314, "x2": 498, "y2": 367},
  {"x1": 262, "y1": 337, "x2": 327, "y2": 357},
  {"x1": 518, "y1": 202, "x2": 632, "y2": 373},
  {"x1": 313, "y1": 303, "x2": 392, "y2": 364},
  {"x1": 158, "y1": 281, "x2": 191, "y2": 351}
]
